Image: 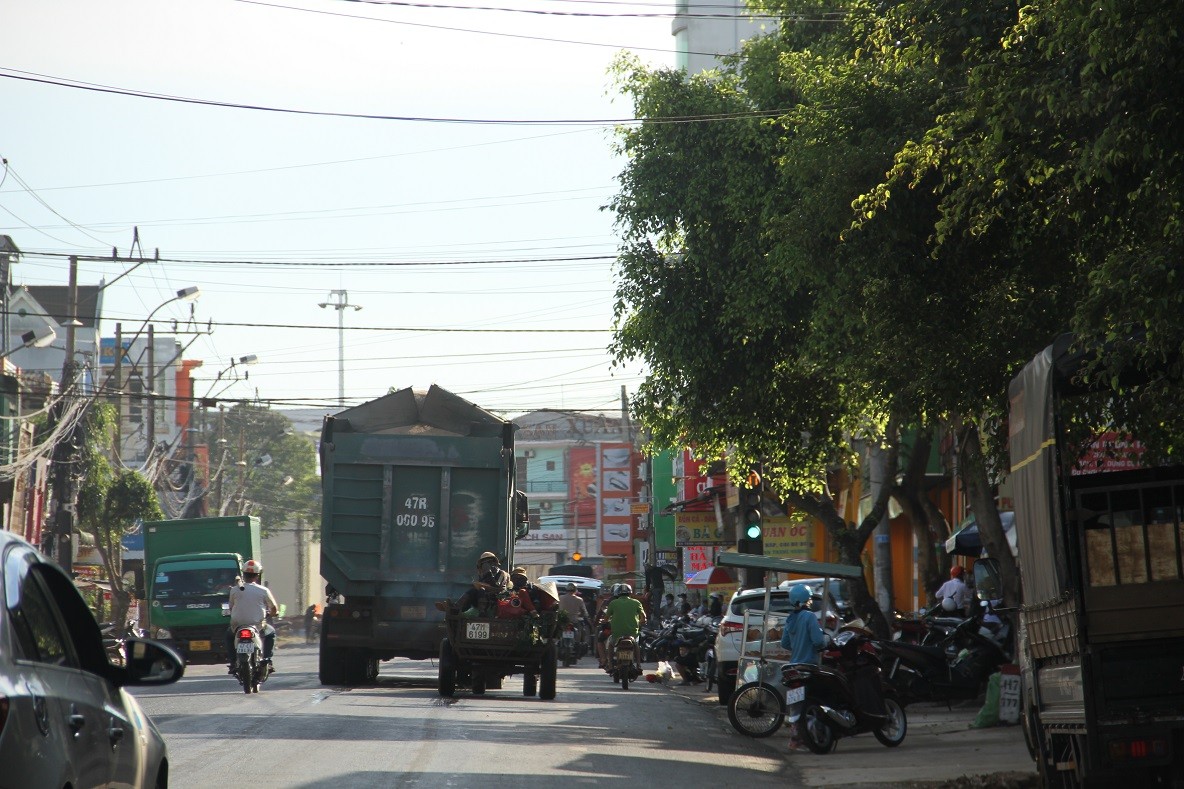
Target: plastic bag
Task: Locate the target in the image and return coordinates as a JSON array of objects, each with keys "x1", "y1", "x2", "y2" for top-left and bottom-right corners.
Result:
[{"x1": 972, "y1": 671, "x2": 1002, "y2": 728}]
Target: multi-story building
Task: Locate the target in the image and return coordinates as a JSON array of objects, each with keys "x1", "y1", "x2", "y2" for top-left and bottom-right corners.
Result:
[
  {"x1": 672, "y1": 0, "x2": 776, "y2": 73},
  {"x1": 512, "y1": 410, "x2": 647, "y2": 578}
]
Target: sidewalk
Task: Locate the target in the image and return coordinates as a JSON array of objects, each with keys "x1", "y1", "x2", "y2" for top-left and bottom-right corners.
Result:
[{"x1": 663, "y1": 679, "x2": 1038, "y2": 788}]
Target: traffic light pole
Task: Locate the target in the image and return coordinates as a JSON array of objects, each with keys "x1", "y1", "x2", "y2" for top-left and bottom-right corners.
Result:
[{"x1": 738, "y1": 466, "x2": 765, "y2": 589}]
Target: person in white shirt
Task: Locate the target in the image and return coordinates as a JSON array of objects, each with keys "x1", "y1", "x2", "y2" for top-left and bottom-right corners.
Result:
[
  {"x1": 935, "y1": 565, "x2": 970, "y2": 614},
  {"x1": 225, "y1": 559, "x2": 280, "y2": 674}
]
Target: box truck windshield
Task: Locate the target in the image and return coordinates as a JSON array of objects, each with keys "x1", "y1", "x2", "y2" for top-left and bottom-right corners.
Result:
[{"x1": 153, "y1": 561, "x2": 239, "y2": 601}]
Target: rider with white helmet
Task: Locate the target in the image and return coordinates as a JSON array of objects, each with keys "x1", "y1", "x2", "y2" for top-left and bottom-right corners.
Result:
[{"x1": 226, "y1": 559, "x2": 280, "y2": 674}]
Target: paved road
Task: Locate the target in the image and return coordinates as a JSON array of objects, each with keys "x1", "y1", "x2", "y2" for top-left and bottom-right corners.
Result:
[
  {"x1": 132, "y1": 645, "x2": 790, "y2": 788},
  {"x1": 131, "y1": 645, "x2": 1036, "y2": 788}
]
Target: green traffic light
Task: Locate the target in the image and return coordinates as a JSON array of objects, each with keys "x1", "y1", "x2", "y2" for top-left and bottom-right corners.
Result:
[{"x1": 745, "y1": 523, "x2": 762, "y2": 539}]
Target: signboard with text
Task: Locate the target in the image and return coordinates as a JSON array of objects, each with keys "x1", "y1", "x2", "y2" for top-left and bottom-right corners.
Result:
[
  {"x1": 762, "y1": 515, "x2": 814, "y2": 560},
  {"x1": 675, "y1": 511, "x2": 729, "y2": 546}
]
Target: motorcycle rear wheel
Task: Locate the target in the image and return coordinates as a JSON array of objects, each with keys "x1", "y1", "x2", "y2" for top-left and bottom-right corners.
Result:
[
  {"x1": 727, "y1": 682, "x2": 784, "y2": 738},
  {"x1": 872, "y1": 697, "x2": 907, "y2": 747},
  {"x1": 799, "y1": 702, "x2": 837, "y2": 754},
  {"x1": 237, "y1": 654, "x2": 252, "y2": 694}
]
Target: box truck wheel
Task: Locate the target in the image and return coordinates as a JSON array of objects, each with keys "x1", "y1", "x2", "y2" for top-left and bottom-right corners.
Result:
[{"x1": 438, "y1": 639, "x2": 456, "y2": 698}]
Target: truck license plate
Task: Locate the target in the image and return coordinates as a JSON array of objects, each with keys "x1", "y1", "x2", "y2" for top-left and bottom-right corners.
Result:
[
  {"x1": 465, "y1": 622, "x2": 490, "y2": 640},
  {"x1": 190, "y1": 640, "x2": 210, "y2": 652},
  {"x1": 786, "y1": 686, "x2": 805, "y2": 704},
  {"x1": 236, "y1": 642, "x2": 254, "y2": 654}
]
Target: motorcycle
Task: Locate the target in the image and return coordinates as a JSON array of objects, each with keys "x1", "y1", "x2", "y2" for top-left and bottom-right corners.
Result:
[
  {"x1": 609, "y1": 635, "x2": 642, "y2": 690},
  {"x1": 781, "y1": 628, "x2": 906, "y2": 753},
  {"x1": 233, "y1": 624, "x2": 272, "y2": 694},
  {"x1": 559, "y1": 623, "x2": 579, "y2": 667},
  {"x1": 878, "y1": 603, "x2": 1010, "y2": 706},
  {"x1": 727, "y1": 627, "x2": 906, "y2": 747}
]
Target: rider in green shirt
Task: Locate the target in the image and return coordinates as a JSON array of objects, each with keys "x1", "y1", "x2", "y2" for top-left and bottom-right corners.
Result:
[{"x1": 606, "y1": 583, "x2": 647, "y2": 668}]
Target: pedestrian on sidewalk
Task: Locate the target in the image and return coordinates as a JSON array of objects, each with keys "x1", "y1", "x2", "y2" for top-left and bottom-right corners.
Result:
[{"x1": 672, "y1": 642, "x2": 702, "y2": 685}]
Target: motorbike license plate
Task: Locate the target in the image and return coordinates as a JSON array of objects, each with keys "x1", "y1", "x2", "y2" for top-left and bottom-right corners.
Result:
[
  {"x1": 189, "y1": 640, "x2": 211, "y2": 652},
  {"x1": 465, "y1": 622, "x2": 490, "y2": 640},
  {"x1": 786, "y1": 686, "x2": 805, "y2": 704},
  {"x1": 236, "y1": 642, "x2": 255, "y2": 654},
  {"x1": 563, "y1": 631, "x2": 575, "y2": 640}
]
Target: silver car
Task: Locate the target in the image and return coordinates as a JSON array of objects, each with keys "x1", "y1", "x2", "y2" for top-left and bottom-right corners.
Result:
[{"x1": 0, "y1": 530, "x2": 184, "y2": 788}]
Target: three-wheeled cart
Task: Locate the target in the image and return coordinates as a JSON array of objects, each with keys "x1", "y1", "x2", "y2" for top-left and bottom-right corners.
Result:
[{"x1": 438, "y1": 611, "x2": 561, "y2": 699}]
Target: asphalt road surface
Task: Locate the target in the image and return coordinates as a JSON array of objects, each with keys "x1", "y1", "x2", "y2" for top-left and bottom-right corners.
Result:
[
  {"x1": 133, "y1": 644, "x2": 1036, "y2": 789},
  {"x1": 131, "y1": 644, "x2": 792, "y2": 788}
]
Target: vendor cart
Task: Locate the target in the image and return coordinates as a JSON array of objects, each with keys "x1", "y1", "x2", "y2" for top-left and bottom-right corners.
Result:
[
  {"x1": 715, "y1": 553, "x2": 864, "y2": 737},
  {"x1": 438, "y1": 610, "x2": 562, "y2": 699}
]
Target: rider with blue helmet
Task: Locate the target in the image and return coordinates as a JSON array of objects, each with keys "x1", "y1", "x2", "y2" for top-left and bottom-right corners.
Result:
[{"x1": 780, "y1": 584, "x2": 826, "y2": 666}]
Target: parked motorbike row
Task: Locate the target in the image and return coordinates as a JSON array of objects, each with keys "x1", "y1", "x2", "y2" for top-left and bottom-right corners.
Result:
[{"x1": 727, "y1": 602, "x2": 1010, "y2": 752}]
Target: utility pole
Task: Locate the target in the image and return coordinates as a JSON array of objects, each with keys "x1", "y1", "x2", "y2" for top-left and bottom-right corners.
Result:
[
  {"x1": 318, "y1": 290, "x2": 362, "y2": 406},
  {"x1": 49, "y1": 257, "x2": 80, "y2": 574},
  {"x1": 113, "y1": 322, "x2": 122, "y2": 462},
  {"x1": 146, "y1": 323, "x2": 155, "y2": 459}
]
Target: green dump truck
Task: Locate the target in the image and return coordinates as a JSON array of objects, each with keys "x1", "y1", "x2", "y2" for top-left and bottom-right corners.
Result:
[
  {"x1": 143, "y1": 515, "x2": 262, "y2": 665},
  {"x1": 318, "y1": 385, "x2": 529, "y2": 686}
]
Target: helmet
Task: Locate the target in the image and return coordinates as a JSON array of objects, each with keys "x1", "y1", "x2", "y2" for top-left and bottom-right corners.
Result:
[
  {"x1": 788, "y1": 584, "x2": 811, "y2": 608},
  {"x1": 478, "y1": 552, "x2": 499, "y2": 566},
  {"x1": 243, "y1": 559, "x2": 263, "y2": 575},
  {"x1": 566, "y1": 583, "x2": 577, "y2": 592},
  {"x1": 941, "y1": 596, "x2": 958, "y2": 612},
  {"x1": 614, "y1": 583, "x2": 632, "y2": 597},
  {"x1": 511, "y1": 566, "x2": 528, "y2": 578},
  {"x1": 950, "y1": 565, "x2": 965, "y2": 579}
]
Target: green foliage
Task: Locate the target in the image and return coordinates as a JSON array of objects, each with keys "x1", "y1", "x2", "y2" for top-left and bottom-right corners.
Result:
[{"x1": 207, "y1": 404, "x2": 319, "y2": 535}]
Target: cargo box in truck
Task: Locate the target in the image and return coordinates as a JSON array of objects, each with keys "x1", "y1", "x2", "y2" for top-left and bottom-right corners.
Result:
[{"x1": 318, "y1": 385, "x2": 529, "y2": 686}]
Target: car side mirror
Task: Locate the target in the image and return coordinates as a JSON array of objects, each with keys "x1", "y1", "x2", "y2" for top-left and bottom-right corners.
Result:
[
  {"x1": 115, "y1": 639, "x2": 185, "y2": 688},
  {"x1": 973, "y1": 558, "x2": 1002, "y2": 600}
]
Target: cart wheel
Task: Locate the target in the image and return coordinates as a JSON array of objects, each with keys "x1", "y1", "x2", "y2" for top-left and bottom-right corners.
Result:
[
  {"x1": 539, "y1": 643, "x2": 558, "y2": 700},
  {"x1": 472, "y1": 671, "x2": 486, "y2": 695},
  {"x1": 727, "y1": 682, "x2": 784, "y2": 737},
  {"x1": 438, "y1": 638, "x2": 456, "y2": 698},
  {"x1": 523, "y1": 672, "x2": 538, "y2": 697}
]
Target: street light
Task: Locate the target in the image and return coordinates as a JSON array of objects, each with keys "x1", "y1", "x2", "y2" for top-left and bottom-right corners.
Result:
[{"x1": 0, "y1": 326, "x2": 57, "y2": 359}]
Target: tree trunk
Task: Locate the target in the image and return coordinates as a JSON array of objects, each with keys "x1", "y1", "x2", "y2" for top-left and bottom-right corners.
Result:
[
  {"x1": 889, "y1": 426, "x2": 945, "y2": 609},
  {"x1": 959, "y1": 425, "x2": 1022, "y2": 609},
  {"x1": 785, "y1": 427, "x2": 901, "y2": 639}
]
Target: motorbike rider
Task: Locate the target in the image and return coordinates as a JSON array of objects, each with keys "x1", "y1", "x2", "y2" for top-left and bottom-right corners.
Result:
[
  {"x1": 708, "y1": 592, "x2": 724, "y2": 618},
  {"x1": 780, "y1": 584, "x2": 826, "y2": 666},
  {"x1": 780, "y1": 583, "x2": 826, "y2": 750},
  {"x1": 936, "y1": 565, "x2": 971, "y2": 615},
  {"x1": 558, "y1": 582, "x2": 590, "y2": 648},
  {"x1": 606, "y1": 583, "x2": 647, "y2": 671},
  {"x1": 225, "y1": 559, "x2": 280, "y2": 675}
]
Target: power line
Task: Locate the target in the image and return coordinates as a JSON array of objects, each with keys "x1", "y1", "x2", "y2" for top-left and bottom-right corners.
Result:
[
  {"x1": 0, "y1": 308, "x2": 607, "y2": 334},
  {"x1": 0, "y1": 68, "x2": 792, "y2": 126}
]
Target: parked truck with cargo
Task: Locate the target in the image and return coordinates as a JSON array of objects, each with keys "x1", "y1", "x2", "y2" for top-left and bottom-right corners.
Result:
[
  {"x1": 318, "y1": 385, "x2": 530, "y2": 686},
  {"x1": 996, "y1": 334, "x2": 1184, "y2": 785},
  {"x1": 143, "y1": 515, "x2": 262, "y2": 665}
]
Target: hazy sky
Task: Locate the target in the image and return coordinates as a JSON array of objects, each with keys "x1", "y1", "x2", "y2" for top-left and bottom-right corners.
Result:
[{"x1": 1, "y1": 0, "x2": 675, "y2": 416}]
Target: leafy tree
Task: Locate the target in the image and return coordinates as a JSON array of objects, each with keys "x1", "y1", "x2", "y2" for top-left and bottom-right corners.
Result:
[
  {"x1": 75, "y1": 403, "x2": 163, "y2": 628},
  {"x1": 205, "y1": 404, "x2": 319, "y2": 536}
]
